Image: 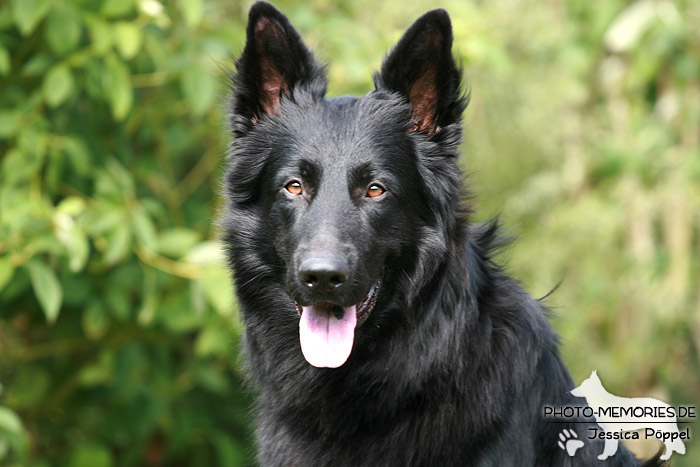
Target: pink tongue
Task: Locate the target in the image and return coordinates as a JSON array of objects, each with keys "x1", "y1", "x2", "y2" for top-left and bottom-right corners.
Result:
[{"x1": 299, "y1": 304, "x2": 357, "y2": 368}]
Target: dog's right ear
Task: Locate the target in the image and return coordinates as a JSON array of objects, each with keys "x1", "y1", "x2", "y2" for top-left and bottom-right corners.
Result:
[{"x1": 231, "y1": 1, "x2": 326, "y2": 129}]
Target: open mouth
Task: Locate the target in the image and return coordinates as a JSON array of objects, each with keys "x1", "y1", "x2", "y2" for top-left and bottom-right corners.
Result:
[
  {"x1": 294, "y1": 280, "x2": 381, "y2": 368},
  {"x1": 294, "y1": 280, "x2": 381, "y2": 326}
]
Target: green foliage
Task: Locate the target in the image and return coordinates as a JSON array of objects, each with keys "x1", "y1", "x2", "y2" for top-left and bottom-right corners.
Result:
[
  {"x1": 0, "y1": 0, "x2": 698, "y2": 465},
  {"x1": 1, "y1": 0, "x2": 250, "y2": 464}
]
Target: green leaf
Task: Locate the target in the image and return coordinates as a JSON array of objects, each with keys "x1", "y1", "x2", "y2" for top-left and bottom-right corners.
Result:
[
  {"x1": 184, "y1": 241, "x2": 226, "y2": 266},
  {"x1": 101, "y1": 0, "x2": 134, "y2": 18},
  {"x1": 105, "y1": 158, "x2": 135, "y2": 197},
  {"x1": 21, "y1": 53, "x2": 52, "y2": 76},
  {"x1": 54, "y1": 206, "x2": 90, "y2": 272},
  {"x1": 192, "y1": 363, "x2": 230, "y2": 394},
  {"x1": 26, "y1": 260, "x2": 62, "y2": 324},
  {"x1": 156, "y1": 228, "x2": 200, "y2": 258},
  {"x1": 195, "y1": 322, "x2": 231, "y2": 357},
  {"x1": 114, "y1": 22, "x2": 142, "y2": 59},
  {"x1": 45, "y1": 4, "x2": 82, "y2": 54},
  {"x1": 5, "y1": 366, "x2": 50, "y2": 408},
  {"x1": 132, "y1": 208, "x2": 157, "y2": 251},
  {"x1": 0, "y1": 407, "x2": 23, "y2": 435},
  {"x1": 68, "y1": 444, "x2": 112, "y2": 467},
  {"x1": 87, "y1": 19, "x2": 112, "y2": 54},
  {"x1": 181, "y1": 64, "x2": 215, "y2": 117},
  {"x1": 104, "y1": 55, "x2": 132, "y2": 120},
  {"x1": 68, "y1": 227, "x2": 89, "y2": 272},
  {"x1": 62, "y1": 137, "x2": 92, "y2": 176},
  {"x1": 212, "y1": 432, "x2": 247, "y2": 467},
  {"x1": 12, "y1": 0, "x2": 50, "y2": 36},
  {"x1": 136, "y1": 273, "x2": 157, "y2": 326},
  {"x1": 0, "y1": 110, "x2": 21, "y2": 139},
  {"x1": 0, "y1": 256, "x2": 14, "y2": 292},
  {"x1": 43, "y1": 65, "x2": 74, "y2": 108},
  {"x1": 84, "y1": 203, "x2": 123, "y2": 235},
  {"x1": 103, "y1": 223, "x2": 132, "y2": 266},
  {"x1": 78, "y1": 352, "x2": 114, "y2": 386},
  {"x1": 0, "y1": 47, "x2": 10, "y2": 76},
  {"x1": 82, "y1": 301, "x2": 109, "y2": 340},
  {"x1": 57, "y1": 196, "x2": 87, "y2": 217},
  {"x1": 197, "y1": 268, "x2": 234, "y2": 317},
  {"x1": 178, "y1": 0, "x2": 203, "y2": 28}
]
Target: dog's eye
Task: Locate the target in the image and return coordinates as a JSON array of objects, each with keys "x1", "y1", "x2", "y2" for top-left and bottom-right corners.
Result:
[
  {"x1": 285, "y1": 180, "x2": 303, "y2": 195},
  {"x1": 366, "y1": 184, "x2": 386, "y2": 198}
]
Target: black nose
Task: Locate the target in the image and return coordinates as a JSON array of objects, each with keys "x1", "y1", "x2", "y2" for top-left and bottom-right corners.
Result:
[{"x1": 298, "y1": 257, "x2": 349, "y2": 291}]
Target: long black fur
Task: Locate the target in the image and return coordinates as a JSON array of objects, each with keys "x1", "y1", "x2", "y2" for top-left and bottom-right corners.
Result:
[{"x1": 221, "y1": 2, "x2": 667, "y2": 466}]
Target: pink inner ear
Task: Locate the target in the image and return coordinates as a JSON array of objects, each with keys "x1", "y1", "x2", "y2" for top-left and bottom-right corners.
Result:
[
  {"x1": 255, "y1": 18, "x2": 290, "y2": 117},
  {"x1": 408, "y1": 66, "x2": 438, "y2": 135},
  {"x1": 259, "y1": 57, "x2": 288, "y2": 116},
  {"x1": 408, "y1": 24, "x2": 444, "y2": 137}
]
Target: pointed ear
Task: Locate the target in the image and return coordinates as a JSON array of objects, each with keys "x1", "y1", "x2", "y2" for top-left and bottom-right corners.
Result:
[
  {"x1": 374, "y1": 9, "x2": 465, "y2": 136},
  {"x1": 231, "y1": 1, "x2": 327, "y2": 126}
]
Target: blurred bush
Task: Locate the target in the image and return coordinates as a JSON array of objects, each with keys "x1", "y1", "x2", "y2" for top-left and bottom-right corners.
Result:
[
  {"x1": 0, "y1": 0, "x2": 698, "y2": 465},
  {"x1": 1, "y1": 0, "x2": 253, "y2": 465}
]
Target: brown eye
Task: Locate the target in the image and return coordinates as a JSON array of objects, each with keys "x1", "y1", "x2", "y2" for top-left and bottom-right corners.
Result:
[
  {"x1": 366, "y1": 183, "x2": 386, "y2": 198},
  {"x1": 285, "y1": 180, "x2": 303, "y2": 195}
]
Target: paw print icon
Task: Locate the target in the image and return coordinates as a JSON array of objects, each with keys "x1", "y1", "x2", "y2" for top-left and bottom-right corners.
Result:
[{"x1": 557, "y1": 428, "x2": 584, "y2": 457}]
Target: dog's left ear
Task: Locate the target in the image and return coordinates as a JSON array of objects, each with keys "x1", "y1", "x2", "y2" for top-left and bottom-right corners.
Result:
[{"x1": 375, "y1": 9, "x2": 464, "y2": 136}]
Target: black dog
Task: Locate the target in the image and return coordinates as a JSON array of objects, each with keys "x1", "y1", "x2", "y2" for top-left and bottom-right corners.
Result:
[{"x1": 222, "y1": 2, "x2": 666, "y2": 466}]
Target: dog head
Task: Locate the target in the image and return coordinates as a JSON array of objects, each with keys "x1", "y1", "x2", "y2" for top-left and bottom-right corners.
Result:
[{"x1": 224, "y1": 1, "x2": 467, "y2": 368}]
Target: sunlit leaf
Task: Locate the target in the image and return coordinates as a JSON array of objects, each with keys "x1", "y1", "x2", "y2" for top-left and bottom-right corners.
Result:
[
  {"x1": 114, "y1": 22, "x2": 142, "y2": 59},
  {"x1": 12, "y1": 0, "x2": 50, "y2": 36},
  {"x1": 183, "y1": 241, "x2": 226, "y2": 266},
  {"x1": 26, "y1": 260, "x2": 62, "y2": 324},
  {"x1": 54, "y1": 201, "x2": 90, "y2": 273},
  {"x1": 102, "y1": 0, "x2": 135, "y2": 18},
  {"x1": 198, "y1": 268, "x2": 234, "y2": 317},
  {"x1": 137, "y1": 270, "x2": 157, "y2": 326},
  {"x1": 43, "y1": 65, "x2": 74, "y2": 108},
  {"x1": 103, "y1": 224, "x2": 132, "y2": 266},
  {"x1": 83, "y1": 203, "x2": 124, "y2": 235},
  {"x1": 195, "y1": 322, "x2": 231, "y2": 357},
  {"x1": 57, "y1": 197, "x2": 87, "y2": 217},
  {"x1": 45, "y1": 4, "x2": 82, "y2": 54},
  {"x1": 0, "y1": 407, "x2": 23, "y2": 435},
  {"x1": 132, "y1": 208, "x2": 158, "y2": 251},
  {"x1": 156, "y1": 228, "x2": 200, "y2": 258},
  {"x1": 104, "y1": 55, "x2": 132, "y2": 120},
  {"x1": 68, "y1": 227, "x2": 90, "y2": 272},
  {"x1": 178, "y1": 0, "x2": 202, "y2": 28},
  {"x1": 87, "y1": 19, "x2": 112, "y2": 54}
]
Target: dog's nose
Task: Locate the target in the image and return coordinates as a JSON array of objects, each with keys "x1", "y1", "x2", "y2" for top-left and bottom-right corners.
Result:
[{"x1": 298, "y1": 257, "x2": 349, "y2": 291}]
